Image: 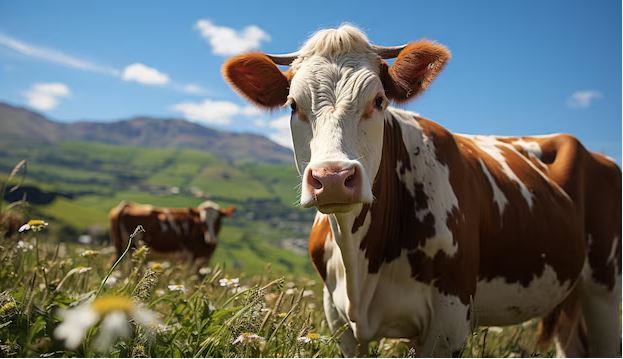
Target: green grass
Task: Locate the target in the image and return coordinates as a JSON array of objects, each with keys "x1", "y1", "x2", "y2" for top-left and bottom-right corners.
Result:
[{"x1": 0, "y1": 230, "x2": 556, "y2": 357}]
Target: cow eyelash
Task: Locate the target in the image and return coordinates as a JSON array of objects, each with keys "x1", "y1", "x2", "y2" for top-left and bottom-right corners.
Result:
[{"x1": 286, "y1": 98, "x2": 297, "y2": 112}]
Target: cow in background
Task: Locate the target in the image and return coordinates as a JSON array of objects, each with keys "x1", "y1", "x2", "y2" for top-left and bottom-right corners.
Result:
[{"x1": 109, "y1": 200, "x2": 236, "y2": 262}]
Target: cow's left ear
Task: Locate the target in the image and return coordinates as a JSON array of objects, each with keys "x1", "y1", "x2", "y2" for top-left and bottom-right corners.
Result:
[
  {"x1": 219, "y1": 206, "x2": 236, "y2": 217},
  {"x1": 381, "y1": 41, "x2": 450, "y2": 103}
]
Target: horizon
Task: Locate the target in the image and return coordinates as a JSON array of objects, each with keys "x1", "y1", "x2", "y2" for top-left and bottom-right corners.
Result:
[{"x1": 0, "y1": 0, "x2": 620, "y2": 161}]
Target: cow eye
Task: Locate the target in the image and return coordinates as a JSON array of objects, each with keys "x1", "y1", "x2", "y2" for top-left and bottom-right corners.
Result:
[
  {"x1": 290, "y1": 100, "x2": 297, "y2": 112},
  {"x1": 374, "y1": 96, "x2": 384, "y2": 110}
]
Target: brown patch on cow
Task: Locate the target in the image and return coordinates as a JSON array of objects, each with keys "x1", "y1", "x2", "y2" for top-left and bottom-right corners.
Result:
[
  {"x1": 355, "y1": 115, "x2": 478, "y2": 304},
  {"x1": 222, "y1": 53, "x2": 292, "y2": 109},
  {"x1": 456, "y1": 133, "x2": 621, "y2": 291},
  {"x1": 309, "y1": 215, "x2": 331, "y2": 281}
]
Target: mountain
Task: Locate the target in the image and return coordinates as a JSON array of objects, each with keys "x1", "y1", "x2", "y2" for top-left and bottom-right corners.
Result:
[{"x1": 0, "y1": 102, "x2": 293, "y2": 164}]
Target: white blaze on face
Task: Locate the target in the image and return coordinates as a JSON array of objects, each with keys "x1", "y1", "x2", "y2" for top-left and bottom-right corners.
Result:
[
  {"x1": 287, "y1": 27, "x2": 386, "y2": 209},
  {"x1": 199, "y1": 205, "x2": 220, "y2": 244}
]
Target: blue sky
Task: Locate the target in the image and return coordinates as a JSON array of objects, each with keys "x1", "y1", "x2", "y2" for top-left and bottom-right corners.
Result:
[{"x1": 0, "y1": 0, "x2": 620, "y2": 160}]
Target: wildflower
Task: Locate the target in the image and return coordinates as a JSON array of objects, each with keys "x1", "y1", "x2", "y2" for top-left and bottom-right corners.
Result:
[
  {"x1": 148, "y1": 262, "x2": 163, "y2": 273},
  {"x1": 198, "y1": 267, "x2": 211, "y2": 275},
  {"x1": 80, "y1": 249, "x2": 100, "y2": 258},
  {"x1": 15, "y1": 240, "x2": 33, "y2": 252},
  {"x1": 18, "y1": 219, "x2": 48, "y2": 232},
  {"x1": 167, "y1": 284, "x2": 187, "y2": 293},
  {"x1": 302, "y1": 289, "x2": 314, "y2": 297},
  {"x1": 285, "y1": 288, "x2": 295, "y2": 295},
  {"x1": 296, "y1": 332, "x2": 323, "y2": 344},
  {"x1": 232, "y1": 332, "x2": 265, "y2": 346},
  {"x1": 132, "y1": 245, "x2": 149, "y2": 259},
  {"x1": 218, "y1": 277, "x2": 239, "y2": 288},
  {"x1": 54, "y1": 295, "x2": 159, "y2": 352},
  {"x1": 0, "y1": 301, "x2": 17, "y2": 318}
]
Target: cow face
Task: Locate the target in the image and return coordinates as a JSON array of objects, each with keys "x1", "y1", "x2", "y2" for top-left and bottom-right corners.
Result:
[
  {"x1": 197, "y1": 201, "x2": 236, "y2": 244},
  {"x1": 223, "y1": 25, "x2": 449, "y2": 214}
]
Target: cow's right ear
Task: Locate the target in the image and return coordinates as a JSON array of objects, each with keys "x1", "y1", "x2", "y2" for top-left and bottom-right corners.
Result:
[{"x1": 222, "y1": 53, "x2": 291, "y2": 109}]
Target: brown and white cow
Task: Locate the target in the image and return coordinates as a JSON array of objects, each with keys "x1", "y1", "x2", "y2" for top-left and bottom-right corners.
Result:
[
  {"x1": 223, "y1": 25, "x2": 621, "y2": 357},
  {"x1": 109, "y1": 200, "x2": 235, "y2": 262}
]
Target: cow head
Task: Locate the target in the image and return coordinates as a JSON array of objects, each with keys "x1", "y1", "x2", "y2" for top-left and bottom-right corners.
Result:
[
  {"x1": 197, "y1": 201, "x2": 236, "y2": 244},
  {"x1": 223, "y1": 25, "x2": 449, "y2": 214}
]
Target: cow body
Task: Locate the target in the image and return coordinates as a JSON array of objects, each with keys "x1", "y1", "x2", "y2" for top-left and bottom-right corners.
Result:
[
  {"x1": 109, "y1": 201, "x2": 235, "y2": 261},
  {"x1": 310, "y1": 109, "x2": 620, "y2": 356},
  {"x1": 222, "y1": 25, "x2": 620, "y2": 357}
]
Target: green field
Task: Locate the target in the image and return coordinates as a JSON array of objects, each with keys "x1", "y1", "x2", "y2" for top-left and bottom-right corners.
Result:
[{"x1": 0, "y1": 140, "x2": 314, "y2": 274}]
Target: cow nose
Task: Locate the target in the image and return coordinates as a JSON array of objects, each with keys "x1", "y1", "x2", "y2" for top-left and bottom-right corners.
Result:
[{"x1": 305, "y1": 164, "x2": 362, "y2": 206}]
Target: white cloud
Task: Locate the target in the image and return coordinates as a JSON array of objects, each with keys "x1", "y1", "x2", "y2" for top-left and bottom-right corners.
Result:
[
  {"x1": 178, "y1": 83, "x2": 207, "y2": 95},
  {"x1": 567, "y1": 90, "x2": 601, "y2": 108},
  {"x1": 0, "y1": 33, "x2": 119, "y2": 76},
  {"x1": 122, "y1": 63, "x2": 170, "y2": 85},
  {"x1": 23, "y1": 82, "x2": 70, "y2": 111},
  {"x1": 195, "y1": 20, "x2": 270, "y2": 56},
  {"x1": 266, "y1": 115, "x2": 293, "y2": 149},
  {"x1": 170, "y1": 99, "x2": 261, "y2": 125}
]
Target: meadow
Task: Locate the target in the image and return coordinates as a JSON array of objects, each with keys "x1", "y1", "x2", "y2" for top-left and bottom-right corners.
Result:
[
  {"x1": 0, "y1": 154, "x2": 557, "y2": 357},
  {"x1": 0, "y1": 226, "x2": 556, "y2": 357}
]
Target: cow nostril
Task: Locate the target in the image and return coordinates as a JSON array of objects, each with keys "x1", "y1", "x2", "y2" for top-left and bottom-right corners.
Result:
[
  {"x1": 309, "y1": 174, "x2": 323, "y2": 190},
  {"x1": 344, "y1": 174, "x2": 355, "y2": 189}
]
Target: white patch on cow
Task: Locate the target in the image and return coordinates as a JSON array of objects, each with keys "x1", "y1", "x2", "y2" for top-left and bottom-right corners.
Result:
[
  {"x1": 158, "y1": 218, "x2": 168, "y2": 232},
  {"x1": 391, "y1": 108, "x2": 459, "y2": 258},
  {"x1": 511, "y1": 139, "x2": 542, "y2": 158},
  {"x1": 166, "y1": 214, "x2": 181, "y2": 236},
  {"x1": 606, "y1": 236, "x2": 619, "y2": 265},
  {"x1": 478, "y1": 159, "x2": 509, "y2": 216},
  {"x1": 473, "y1": 264, "x2": 573, "y2": 326},
  {"x1": 466, "y1": 135, "x2": 534, "y2": 209}
]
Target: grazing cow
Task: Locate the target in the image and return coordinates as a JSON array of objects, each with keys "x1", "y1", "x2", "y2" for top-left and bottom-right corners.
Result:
[
  {"x1": 109, "y1": 201, "x2": 236, "y2": 262},
  {"x1": 222, "y1": 25, "x2": 621, "y2": 357}
]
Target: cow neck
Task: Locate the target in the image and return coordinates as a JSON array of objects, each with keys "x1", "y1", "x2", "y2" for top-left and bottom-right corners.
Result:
[{"x1": 325, "y1": 112, "x2": 421, "y2": 321}]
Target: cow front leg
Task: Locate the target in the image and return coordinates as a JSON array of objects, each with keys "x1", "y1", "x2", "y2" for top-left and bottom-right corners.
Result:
[
  {"x1": 417, "y1": 294, "x2": 471, "y2": 357},
  {"x1": 323, "y1": 287, "x2": 362, "y2": 357}
]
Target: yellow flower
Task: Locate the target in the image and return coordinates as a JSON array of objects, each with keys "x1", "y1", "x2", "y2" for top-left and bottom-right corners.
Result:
[
  {"x1": 149, "y1": 262, "x2": 165, "y2": 273},
  {"x1": 80, "y1": 249, "x2": 100, "y2": 258},
  {"x1": 18, "y1": 219, "x2": 48, "y2": 233}
]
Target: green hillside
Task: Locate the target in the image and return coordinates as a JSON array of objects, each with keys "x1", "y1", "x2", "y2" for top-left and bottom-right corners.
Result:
[{"x1": 0, "y1": 140, "x2": 315, "y2": 274}]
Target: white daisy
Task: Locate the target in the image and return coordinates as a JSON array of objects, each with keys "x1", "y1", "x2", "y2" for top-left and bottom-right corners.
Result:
[
  {"x1": 18, "y1": 219, "x2": 48, "y2": 232},
  {"x1": 232, "y1": 332, "x2": 265, "y2": 346},
  {"x1": 54, "y1": 295, "x2": 160, "y2": 352},
  {"x1": 15, "y1": 240, "x2": 33, "y2": 252},
  {"x1": 167, "y1": 284, "x2": 187, "y2": 293},
  {"x1": 218, "y1": 277, "x2": 239, "y2": 288}
]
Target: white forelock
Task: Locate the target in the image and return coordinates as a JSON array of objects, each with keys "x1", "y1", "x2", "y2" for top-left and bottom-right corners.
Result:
[{"x1": 291, "y1": 25, "x2": 377, "y2": 69}]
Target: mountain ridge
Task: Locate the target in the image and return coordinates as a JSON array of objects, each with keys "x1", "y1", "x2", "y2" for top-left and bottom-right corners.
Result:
[{"x1": 0, "y1": 102, "x2": 293, "y2": 164}]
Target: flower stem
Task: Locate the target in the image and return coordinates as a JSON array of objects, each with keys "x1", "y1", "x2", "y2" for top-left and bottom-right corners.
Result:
[{"x1": 95, "y1": 225, "x2": 144, "y2": 297}]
